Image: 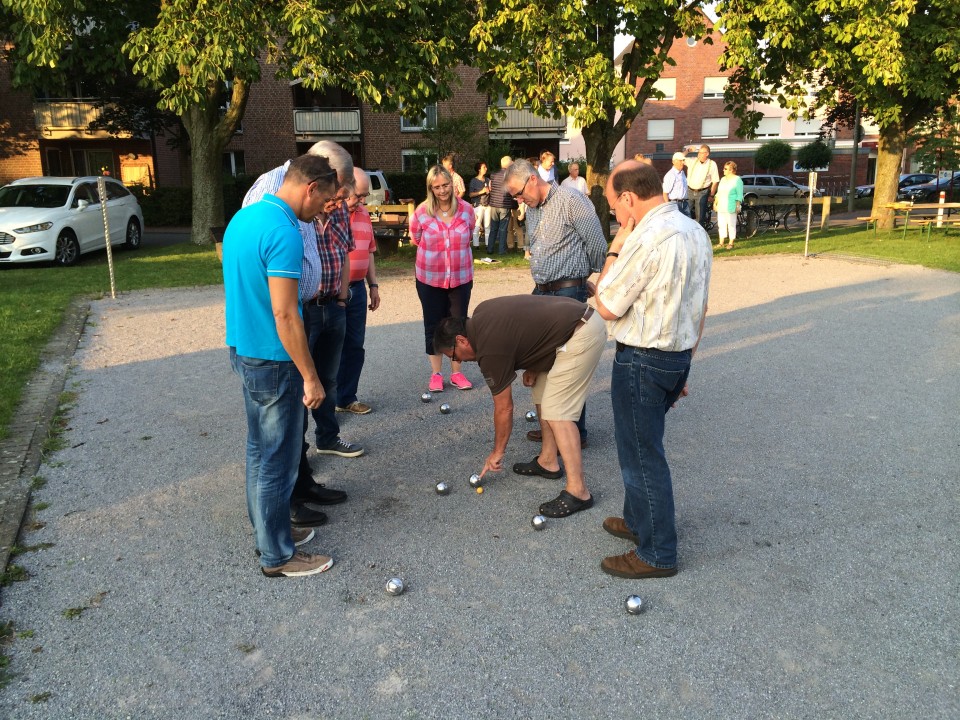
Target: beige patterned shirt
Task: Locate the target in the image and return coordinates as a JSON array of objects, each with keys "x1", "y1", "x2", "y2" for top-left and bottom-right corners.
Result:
[{"x1": 597, "y1": 203, "x2": 712, "y2": 351}]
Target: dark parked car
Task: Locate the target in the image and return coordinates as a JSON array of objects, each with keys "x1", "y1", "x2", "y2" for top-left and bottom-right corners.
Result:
[
  {"x1": 899, "y1": 174, "x2": 960, "y2": 202},
  {"x1": 856, "y1": 173, "x2": 937, "y2": 199}
]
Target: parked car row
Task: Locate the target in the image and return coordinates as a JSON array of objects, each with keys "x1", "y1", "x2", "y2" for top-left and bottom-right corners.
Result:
[
  {"x1": 855, "y1": 173, "x2": 937, "y2": 199},
  {"x1": 898, "y1": 173, "x2": 960, "y2": 203},
  {"x1": 740, "y1": 174, "x2": 822, "y2": 200},
  {"x1": 0, "y1": 176, "x2": 143, "y2": 266}
]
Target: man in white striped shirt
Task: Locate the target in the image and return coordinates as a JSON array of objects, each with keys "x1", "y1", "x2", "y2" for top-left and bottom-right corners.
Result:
[{"x1": 594, "y1": 159, "x2": 712, "y2": 580}]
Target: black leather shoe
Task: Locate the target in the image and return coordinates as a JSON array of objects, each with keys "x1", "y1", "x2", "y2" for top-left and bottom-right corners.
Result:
[
  {"x1": 295, "y1": 483, "x2": 348, "y2": 505},
  {"x1": 290, "y1": 501, "x2": 328, "y2": 528}
]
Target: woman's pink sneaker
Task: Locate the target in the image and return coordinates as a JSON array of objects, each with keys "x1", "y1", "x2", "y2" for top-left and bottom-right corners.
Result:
[
  {"x1": 429, "y1": 373, "x2": 444, "y2": 393},
  {"x1": 449, "y1": 372, "x2": 473, "y2": 390}
]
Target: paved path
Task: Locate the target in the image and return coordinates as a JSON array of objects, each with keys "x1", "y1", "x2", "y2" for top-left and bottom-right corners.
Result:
[{"x1": 0, "y1": 257, "x2": 957, "y2": 718}]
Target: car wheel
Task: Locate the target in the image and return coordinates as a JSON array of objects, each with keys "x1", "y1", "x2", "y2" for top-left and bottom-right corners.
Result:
[
  {"x1": 124, "y1": 218, "x2": 142, "y2": 249},
  {"x1": 55, "y1": 230, "x2": 81, "y2": 266}
]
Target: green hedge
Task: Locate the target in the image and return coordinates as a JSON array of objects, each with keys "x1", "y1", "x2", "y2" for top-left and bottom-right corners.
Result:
[
  {"x1": 384, "y1": 172, "x2": 427, "y2": 205},
  {"x1": 130, "y1": 174, "x2": 256, "y2": 227}
]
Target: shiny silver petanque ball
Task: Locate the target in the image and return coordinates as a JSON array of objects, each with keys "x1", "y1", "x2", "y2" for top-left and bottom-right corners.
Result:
[
  {"x1": 435, "y1": 481, "x2": 450, "y2": 495},
  {"x1": 525, "y1": 410, "x2": 538, "y2": 423},
  {"x1": 386, "y1": 577, "x2": 405, "y2": 595},
  {"x1": 469, "y1": 473, "x2": 482, "y2": 488},
  {"x1": 439, "y1": 403, "x2": 451, "y2": 414},
  {"x1": 531, "y1": 514, "x2": 547, "y2": 530},
  {"x1": 625, "y1": 595, "x2": 644, "y2": 615},
  {"x1": 421, "y1": 392, "x2": 433, "y2": 403}
]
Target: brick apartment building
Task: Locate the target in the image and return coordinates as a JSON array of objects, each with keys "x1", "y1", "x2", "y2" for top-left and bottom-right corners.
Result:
[
  {"x1": 3, "y1": 26, "x2": 893, "y2": 192},
  {"x1": 616, "y1": 22, "x2": 879, "y2": 190},
  {"x1": 0, "y1": 52, "x2": 568, "y2": 188}
]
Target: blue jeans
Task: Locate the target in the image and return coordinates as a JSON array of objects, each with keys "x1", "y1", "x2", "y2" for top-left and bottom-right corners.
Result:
[
  {"x1": 302, "y1": 300, "x2": 346, "y2": 449},
  {"x1": 336, "y1": 281, "x2": 368, "y2": 407},
  {"x1": 230, "y1": 348, "x2": 303, "y2": 568},
  {"x1": 612, "y1": 345, "x2": 691, "y2": 569},
  {"x1": 488, "y1": 208, "x2": 510, "y2": 255},
  {"x1": 532, "y1": 284, "x2": 588, "y2": 439}
]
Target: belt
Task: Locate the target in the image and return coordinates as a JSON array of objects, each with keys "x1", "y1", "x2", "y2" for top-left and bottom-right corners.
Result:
[
  {"x1": 308, "y1": 293, "x2": 339, "y2": 305},
  {"x1": 580, "y1": 306, "x2": 594, "y2": 324},
  {"x1": 690, "y1": 187, "x2": 710, "y2": 192},
  {"x1": 536, "y1": 277, "x2": 587, "y2": 293}
]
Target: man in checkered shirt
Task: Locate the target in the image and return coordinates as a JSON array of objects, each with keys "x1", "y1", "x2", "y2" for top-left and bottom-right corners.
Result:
[{"x1": 503, "y1": 158, "x2": 607, "y2": 449}]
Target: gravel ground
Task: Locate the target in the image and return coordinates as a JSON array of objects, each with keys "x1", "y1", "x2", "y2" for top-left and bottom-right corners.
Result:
[{"x1": 0, "y1": 256, "x2": 957, "y2": 719}]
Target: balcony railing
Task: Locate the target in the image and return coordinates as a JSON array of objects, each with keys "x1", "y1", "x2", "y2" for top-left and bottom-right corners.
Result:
[
  {"x1": 489, "y1": 106, "x2": 566, "y2": 135},
  {"x1": 293, "y1": 107, "x2": 361, "y2": 135},
  {"x1": 34, "y1": 99, "x2": 105, "y2": 131}
]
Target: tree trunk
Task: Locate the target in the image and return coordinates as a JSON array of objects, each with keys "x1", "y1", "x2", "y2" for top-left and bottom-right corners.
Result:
[
  {"x1": 182, "y1": 102, "x2": 226, "y2": 245},
  {"x1": 871, "y1": 125, "x2": 908, "y2": 230},
  {"x1": 582, "y1": 118, "x2": 621, "y2": 242}
]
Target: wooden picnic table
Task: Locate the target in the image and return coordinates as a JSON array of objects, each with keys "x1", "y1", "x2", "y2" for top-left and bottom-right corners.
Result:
[{"x1": 882, "y1": 202, "x2": 960, "y2": 239}]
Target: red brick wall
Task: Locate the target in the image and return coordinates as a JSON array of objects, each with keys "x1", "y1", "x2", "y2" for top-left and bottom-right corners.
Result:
[
  {"x1": 0, "y1": 51, "x2": 42, "y2": 185},
  {"x1": 235, "y1": 60, "x2": 297, "y2": 176}
]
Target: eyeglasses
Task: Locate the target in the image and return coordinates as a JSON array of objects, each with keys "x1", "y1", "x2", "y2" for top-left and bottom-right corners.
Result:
[
  {"x1": 509, "y1": 176, "x2": 532, "y2": 200},
  {"x1": 354, "y1": 192, "x2": 370, "y2": 200},
  {"x1": 311, "y1": 169, "x2": 338, "y2": 186},
  {"x1": 613, "y1": 191, "x2": 631, "y2": 207}
]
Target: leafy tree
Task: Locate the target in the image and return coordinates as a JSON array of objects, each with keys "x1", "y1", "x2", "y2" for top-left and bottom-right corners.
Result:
[
  {"x1": 910, "y1": 103, "x2": 960, "y2": 176},
  {"x1": 471, "y1": 0, "x2": 710, "y2": 233},
  {"x1": 3, "y1": 0, "x2": 470, "y2": 243},
  {"x1": 796, "y1": 140, "x2": 832, "y2": 171},
  {"x1": 719, "y1": 0, "x2": 960, "y2": 228},
  {"x1": 755, "y1": 140, "x2": 792, "y2": 172},
  {"x1": 421, "y1": 110, "x2": 491, "y2": 173}
]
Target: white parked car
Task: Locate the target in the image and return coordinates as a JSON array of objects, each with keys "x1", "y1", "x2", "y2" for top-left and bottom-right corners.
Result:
[
  {"x1": 0, "y1": 176, "x2": 143, "y2": 266},
  {"x1": 364, "y1": 170, "x2": 393, "y2": 206}
]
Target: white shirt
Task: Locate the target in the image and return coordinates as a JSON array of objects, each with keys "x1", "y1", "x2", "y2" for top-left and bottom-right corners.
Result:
[
  {"x1": 597, "y1": 203, "x2": 712, "y2": 351},
  {"x1": 561, "y1": 175, "x2": 588, "y2": 195},
  {"x1": 685, "y1": 158, "x2": 719, "y2": 192}
]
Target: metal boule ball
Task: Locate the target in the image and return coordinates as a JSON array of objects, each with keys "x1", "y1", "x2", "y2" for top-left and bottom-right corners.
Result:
[
  {"x1": 439, "y1": 403, "x2": 451, "y2": 414},
  {"x1": 469, "y1": 473, "x2": 482, "y2": 488},
  {"x1": 386, "y1": 577, "x2": 405, "y2": 595},
  {"x1": 625, "y1": 595, "x2": 644, "y2": 615},
  {"x1": 532, "y1": 514, "x2": 547, "y2": 530},
  {"x1": 435, "y1": 481, "x2": 450, "y2": 495},
  {"x1": 421, "y1": 392, "x2": 432, "y2": 403},
  {"x1": 525, "y1": 410, "x2": 538, "y2": 423}
]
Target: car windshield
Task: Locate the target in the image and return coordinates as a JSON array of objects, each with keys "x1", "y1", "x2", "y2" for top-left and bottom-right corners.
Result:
[{"x1": 0, "y1": 184, "x2": 71, "y2": 209}]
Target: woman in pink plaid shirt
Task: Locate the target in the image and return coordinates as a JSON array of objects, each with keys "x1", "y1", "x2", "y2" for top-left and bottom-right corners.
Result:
[{"x1": 411, "y1": 165, "x2": 476, "y2": 393}]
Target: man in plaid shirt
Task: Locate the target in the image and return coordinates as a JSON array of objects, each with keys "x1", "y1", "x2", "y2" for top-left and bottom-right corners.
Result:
[{"x1": 504, "y1": 158, "x2": 607, "y2": 449}]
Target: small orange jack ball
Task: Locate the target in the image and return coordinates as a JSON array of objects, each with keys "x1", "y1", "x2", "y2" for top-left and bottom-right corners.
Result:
[{"x1": 476, "y1": 486, "x2": 484, "y2": 494}]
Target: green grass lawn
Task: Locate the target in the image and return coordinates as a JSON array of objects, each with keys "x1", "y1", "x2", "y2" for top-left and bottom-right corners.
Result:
[
  {"x1": 3, "y1": 223, "x2": 958, "y2": 442},
  {"x1": 719, "y1": 221, "x2": 960, "y2": 273}
]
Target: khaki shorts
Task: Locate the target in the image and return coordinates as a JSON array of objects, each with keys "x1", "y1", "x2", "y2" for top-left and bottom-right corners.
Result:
[{"x1": 531, "y1": 311, "x2": 606, "y2": 422}]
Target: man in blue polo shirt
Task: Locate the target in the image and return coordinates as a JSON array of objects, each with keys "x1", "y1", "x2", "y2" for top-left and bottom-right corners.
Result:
[{"x1": 223, "y1": 154, "x2": 339, "y2": 578}]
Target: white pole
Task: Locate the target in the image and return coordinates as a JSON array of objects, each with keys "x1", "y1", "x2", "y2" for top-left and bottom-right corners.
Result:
[
  {"x1": 97, "y1": 176, "x2": 117, "y2": 300},
  {"x1": 937, "y1": 191, "x2": 945, "y2": 228},
  {"x1": 804, "y1": 171, "x2": 817, "y2": 258}
]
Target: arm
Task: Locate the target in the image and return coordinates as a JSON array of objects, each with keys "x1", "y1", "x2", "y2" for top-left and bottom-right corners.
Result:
[
  {"x1": 366, "y1": 255, "x2": 380, "y2": 311},
  {"x1": 594, "y1": 216, "x2": 636, "y2": 321},
  {"x1": 573, "y1": 195, "x2": 608, "y2": 272},
  {"x1": 268, "y1": 276, "x2": 324, "y2": 408},
  {"x1": 338, "y1": 256, "x2": 351, "y2": 304},
  {"x1": 481, "y1": 385, "x2": 514, "y2": 477}
]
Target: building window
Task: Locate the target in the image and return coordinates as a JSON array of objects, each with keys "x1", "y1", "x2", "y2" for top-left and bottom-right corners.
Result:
[
  {"x1": 703, "y1": 77, "x2": 727, "y2": 99},
  {"x1": 701, "y1": 118, "x2": 729, "y2": 139},
  {"x1": 223, "y1": 151, "x2": 245, "y2": 177},
  {"x1": 651, "y1": 78, "x2": 676, "y2": 101},
  {"x1": 647, "y1": 119, "x2": 675, "y2": 140},
  {"x1": 400, "y1": 104, "x2": 438, "y2": 132},
  {"x1": 794, "y1": 118, "x2": 822, "y2": 137},
  {"x1": 755, "y1": 117, "x2": 782, "y2": 138},
  {"x1": 402, "y1": 149, "x2": 434, "y2": 173}
]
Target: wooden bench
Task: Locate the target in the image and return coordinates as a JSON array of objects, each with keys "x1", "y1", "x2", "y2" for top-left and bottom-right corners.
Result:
[
  {"x1": 368, "y1": 201, "x2": 415, "y2": 249},
  {"x1": 857, "y1": 216, "x2": 881, "y2": 234}
]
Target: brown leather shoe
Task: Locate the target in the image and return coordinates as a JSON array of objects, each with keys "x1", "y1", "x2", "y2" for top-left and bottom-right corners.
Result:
[
  {"x1": 602, "y1": 517, "x2": 639, "y2": 544},
  {"x1": 600, "y1": 550, "x2": 677, "y2": 579}
]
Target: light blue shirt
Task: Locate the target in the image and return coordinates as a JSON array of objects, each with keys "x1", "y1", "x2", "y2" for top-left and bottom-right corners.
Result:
[{"x1": 223, "y1": 194, "x2": 303, "y2": 360}]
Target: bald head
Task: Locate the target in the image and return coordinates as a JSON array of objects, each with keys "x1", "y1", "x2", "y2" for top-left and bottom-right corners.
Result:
[
  {"x1": 500, "y1": 155, "x2": 513, "y2": 169},
  {"x1": 606, "y1": 160, "x2": 664, "y2": 226}
]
